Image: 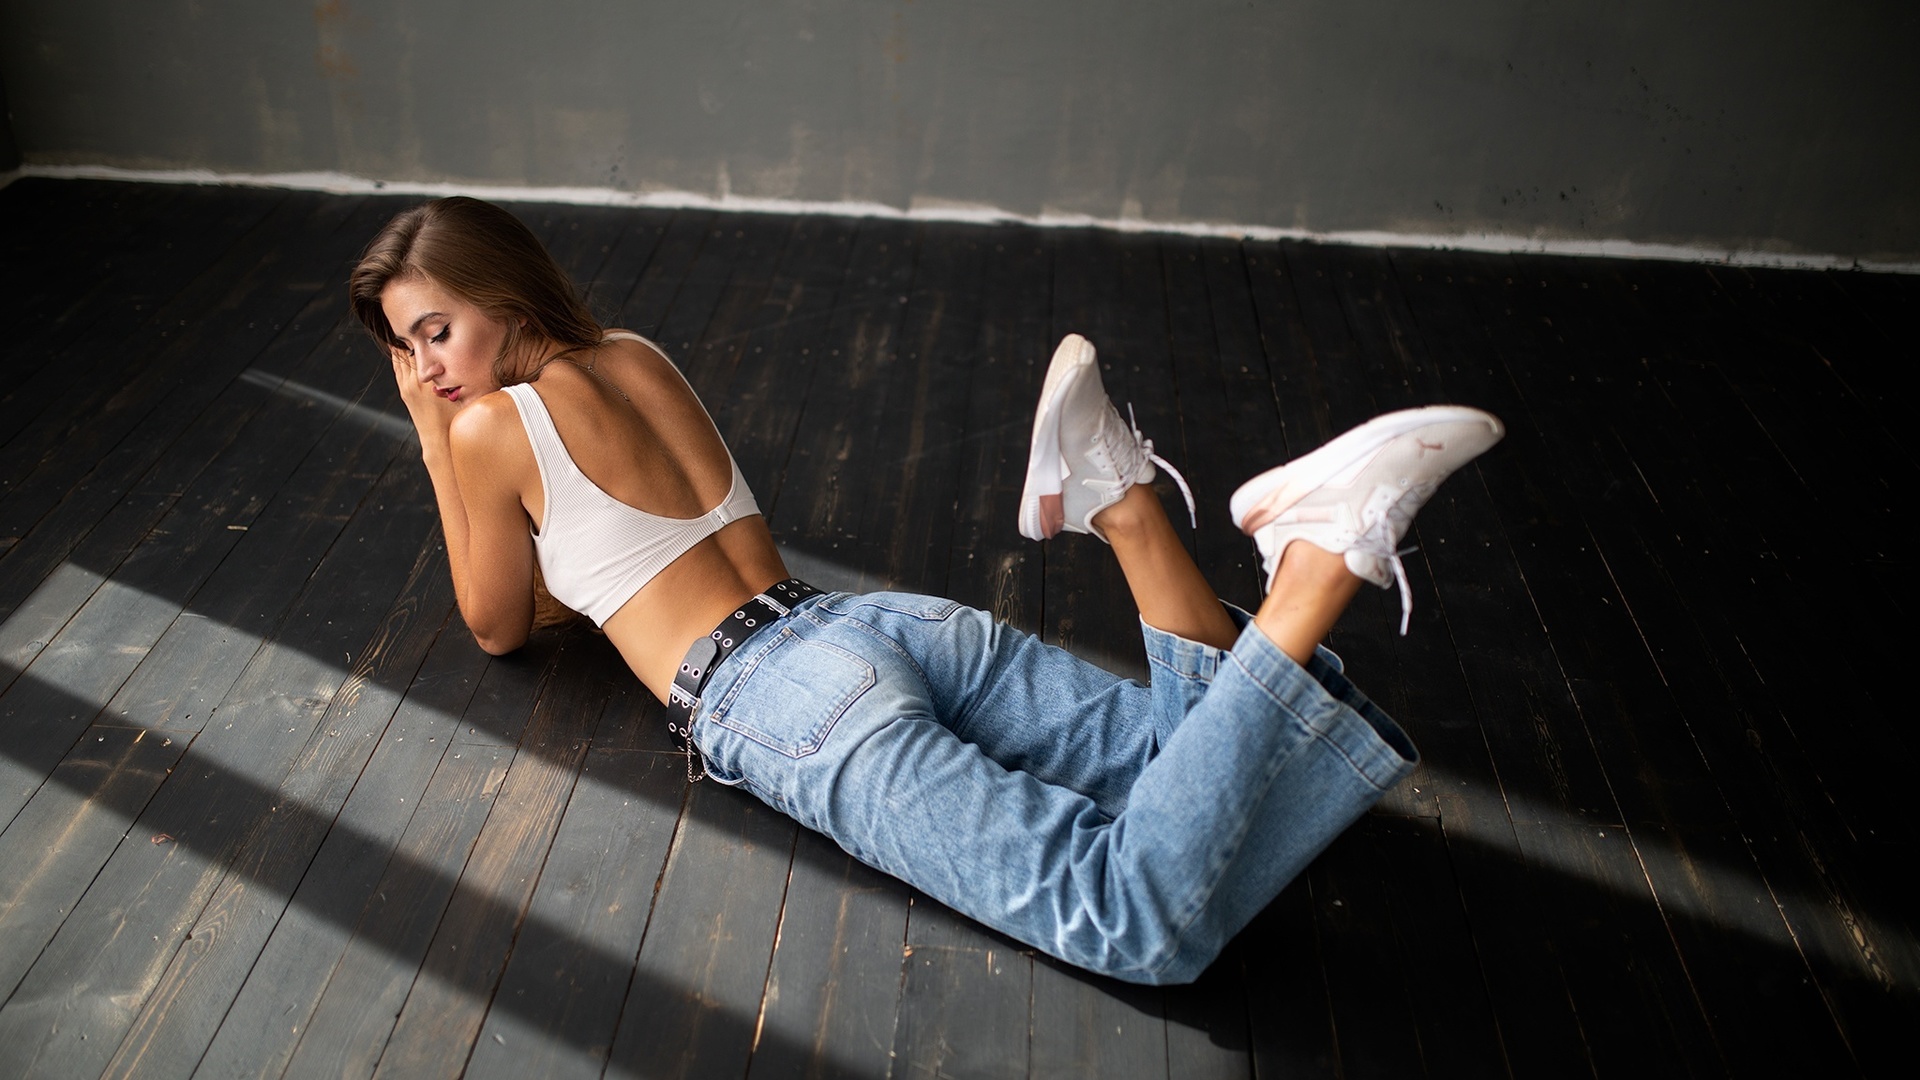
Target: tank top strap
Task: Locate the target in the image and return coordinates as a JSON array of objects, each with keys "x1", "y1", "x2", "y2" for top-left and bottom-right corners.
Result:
[{"x1": 502, "y1": 383, "x2": 571, "y2": 522}]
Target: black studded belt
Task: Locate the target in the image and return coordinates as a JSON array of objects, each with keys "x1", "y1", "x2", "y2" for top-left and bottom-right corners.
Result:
[{"x1": 665, "y1": 578, "x2": 821, "y2": 769}]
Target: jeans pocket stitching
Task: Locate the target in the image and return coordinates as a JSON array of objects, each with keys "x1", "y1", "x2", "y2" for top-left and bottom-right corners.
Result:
[{"x1": 709, "y1": 634, "x2": 876, "y2": 759}]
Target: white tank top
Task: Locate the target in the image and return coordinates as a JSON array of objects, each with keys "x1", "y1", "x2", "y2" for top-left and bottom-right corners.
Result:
[{"x1": 502, "y1": 336, "x2": 762, "y2": 626}]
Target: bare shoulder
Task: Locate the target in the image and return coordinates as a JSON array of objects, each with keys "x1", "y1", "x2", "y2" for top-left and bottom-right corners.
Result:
[
  {"x1": 599, "y1": 329, "x2": 672, "y2": 360},
  {"x1": 447, "y1": 389, "x2": 534, "y2": 464},
  {"x1": 593, "y1": 332, "x2": 709, "y2": 409},
  {"x1": 597, "y1": 332, "x2": 681, "y2": 379}
]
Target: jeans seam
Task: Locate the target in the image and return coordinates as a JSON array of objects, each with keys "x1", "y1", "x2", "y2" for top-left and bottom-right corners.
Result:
[
  {"x1": 1138, "y1": 722, "x2": 1297, "y2": 982},
  {"x1": 840, "y1": 613, "x2": 931, "y2": 684},
  {"x1": 1135, "y1": 657, "x2": 1387, "y2": 980}
]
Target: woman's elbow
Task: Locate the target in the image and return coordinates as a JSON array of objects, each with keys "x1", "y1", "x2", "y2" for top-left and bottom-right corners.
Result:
[
  {"x1": 468, "y1": 612, "x2": 531, "y2": 656},
  {"x1": 473, "y1": 629, "x2": 526, "y2": 656}
]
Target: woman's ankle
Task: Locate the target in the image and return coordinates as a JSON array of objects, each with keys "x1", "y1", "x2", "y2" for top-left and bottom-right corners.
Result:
[
  {"x1": 1088, "y1": 483, "x2": 1160, "y2": 541},
  {"x1": 1253, "y1": 542, "x2": 1365, "y2": 664}
]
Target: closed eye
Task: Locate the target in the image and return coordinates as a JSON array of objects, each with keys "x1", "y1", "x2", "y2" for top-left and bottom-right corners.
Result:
[{"x1": 430, "y1": 326, "x2": 450, "y2": 345}]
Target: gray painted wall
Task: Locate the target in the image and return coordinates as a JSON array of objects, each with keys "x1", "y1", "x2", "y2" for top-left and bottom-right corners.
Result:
[{"x1": 4, "y1": 1, "x2": 1915, "y2": 262}]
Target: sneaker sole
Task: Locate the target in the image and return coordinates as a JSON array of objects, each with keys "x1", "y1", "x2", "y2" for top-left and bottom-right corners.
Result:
[
  {"x1": 1018, "y1": 334, "x2": 1096, "y2": 540},
  {"x1": 1230, "y1": 406, "x2": 1505, "y2": 535}
]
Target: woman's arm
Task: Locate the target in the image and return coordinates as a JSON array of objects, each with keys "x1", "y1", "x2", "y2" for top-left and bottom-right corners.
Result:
[{"x1": 391, "y1": 352, "x2": 537, "y2": 654}]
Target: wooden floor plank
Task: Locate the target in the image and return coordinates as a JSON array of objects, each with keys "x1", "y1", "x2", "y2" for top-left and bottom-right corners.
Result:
[
  {"x1": 685, "y1": 214, "x2": 858, "y2": 536},
  {"x1": 885, "y1": 226, "x2": 1054, "y2": 1077},
  {"x1": 1699, "y1": 264, "x2": 1914, "y2": 707},
  {"x1": 1409, "y1": 257, "x2": 1869, "y2": 1072},
  {"x1": 848, "y1": 220, "x2": 989, "y2": 595},
  {"x1": 765, "y1": 216, "x2": 921, "y2": 591},
  {"x1": 1751, "y1": 832, "x2": 1920, "y2": 1071},
  {"x1": 628, "y1": 211, "x2": 744, "y2": 358},
  {"x1": 271, "y1": 635, "x2": 558, "y2": 1079},
  {"x1": 1510, "y1": 822, "x2": 1723, "y2": 1078},
  {"x1": 0, "y1": 195, "x2": 382, "y2": 655},
  {"x1": 1302, "y1": 823, "x2": 1429, "y2": 1076},
  {"x1": 1733, "y1": 268, "x2": 1913, "y2": 475},
  {"x1": 372, "y1": 632, "x2": 614, "y2": 1080},
  {"x1": 1367, "y1": 816, "x2": 1507, "y2": 1075},
  {"x1": 1391, "y1": 249, "x2": 1733, "y2": 829},
  {"x1": 0, "y1": 180, "x2": 185, "y2": 336},
  {"x1": 1631, "y1": 825, "x2": 1858, "y2": 1075},
  {"x1": 1159, "y1": 960, "x2": 1253, "y2": 1080},
  {"x1": 580, "y1": 209, "x2": 676, "y2": 319},
  {"x1": 891, "y1": 917, "x2": 1032, "y2": 1080},
  {"x1": 670, "y1": 213, "x2": 802, "y2": 430},
  {"x1": 746, "y1": 218, "x2": 1000, "y2": 1080},
  {"x1": 100, "y1": 535, "x2": 456, "y2": 1080},
  {"x1": 1285, "y1": 243, "x2": 1616, "y2": 827},
  {"x1": 745, "y1": 829, "x2": 911, "y2": 1080},
  {"x1": 0, "y1": 184, "x2": 285, "y2": 459},
  {"x1": 1186, "y1": 235, "x2": 1287, "y2": 610},
  {"x1": 0, "y1": 307, "x2": 401, "y2": 829},
  {"x1": 461, "y1": 744, "x2": 684, "y2": 1080},
  {"x1": 0, "y1": 450, "x2": 439, "y2": 1076},
  {"x1": 190, "y1": 605, "x2": 481, "y2": 1080},
  {"x1": 524, "y1": 201, "x2": 635, "y2": 291},
  {"x1": 1039, "y1": 227, "x2": 1149, "y2": 681},
  {"x1": 1241, "y1": 871, "x2": 1340, "y2": 1079},
  {"x1": 1511, "y1": 251, "x2": 1918, "y2": 1061},
  {"x1": 0, "y1": 189, "x2": 337, "y2": 532},
  {"x1": 941, "y1": 223, "x2": 1049, "y2": 633},
  {"x1": 1602, "y1": 257, "x2": 1908, "y2": 844},
  {"x1": 280, "y1": 740, "x2": 517, "y2": 1080},
  {"x1": 1029, "y1": 960, "x2": 1166, "y2": 1080},
  {"x1": 603, "y1": 782, "x2": 796, "y2": 1080},
  {"x1": 0, "y1": 723, "x2": 191, "y2": 1003},
  {"x1": 1034, "y1": 226, "x2": 1203, "y2": 1073},
  {"x1": 1828, "y1": 268, "x2": 1920, "y2": 388},
  {"x1": 1487, "y1": 253, "x2": 1769, "y2": 823},
  {"x1": 1436, "y1": 800, "x2": 1590, "y2": 1078},
  {"x1": 0, "y1": 343, "x2": 408, "y2": 852},
  {"x1": 1243, "y1": 243, "x2": 1471, "y2": 822}
]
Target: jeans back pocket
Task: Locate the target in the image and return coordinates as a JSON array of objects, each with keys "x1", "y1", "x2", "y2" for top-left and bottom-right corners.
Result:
[{"x1": 707, "y1": 627, "x2": 876, "y2": 758}]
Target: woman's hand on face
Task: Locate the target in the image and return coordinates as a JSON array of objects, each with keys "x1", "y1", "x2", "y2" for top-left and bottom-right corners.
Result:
[{"x1": 390, "y1": 347, "x2": 456, "y2": 454}]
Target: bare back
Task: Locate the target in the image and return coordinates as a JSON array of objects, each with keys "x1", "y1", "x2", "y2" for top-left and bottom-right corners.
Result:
[{"x1": 517, "y1": 335, "x2": 788, "y2": 701}]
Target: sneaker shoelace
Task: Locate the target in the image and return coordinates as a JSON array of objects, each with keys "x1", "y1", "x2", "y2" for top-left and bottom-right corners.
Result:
[
  {"x1": 1119, "y1": 403, "x2": 1197, "y2": 529},
  {"x1": 1348, "y1": 482, "x2": 1438, "y2": 635}
]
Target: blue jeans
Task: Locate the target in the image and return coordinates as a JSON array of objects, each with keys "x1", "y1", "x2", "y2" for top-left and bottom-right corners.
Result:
[{"x1": 691, "y1": 591, "x2": 1416, "y2": 985}]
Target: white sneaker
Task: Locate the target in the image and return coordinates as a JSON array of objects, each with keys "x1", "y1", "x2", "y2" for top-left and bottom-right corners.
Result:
[
  {"x1": 1019, "y1": 334, "x2": 1195, "y2": 542},
  {"x1": 1230, "y1": 406, "x2": 1504, "y2": 633}
]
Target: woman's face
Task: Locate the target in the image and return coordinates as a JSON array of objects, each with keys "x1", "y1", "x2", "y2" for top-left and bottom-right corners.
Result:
[{"x1": 380, "y1": 275, "x2": 514, "y2": 405}]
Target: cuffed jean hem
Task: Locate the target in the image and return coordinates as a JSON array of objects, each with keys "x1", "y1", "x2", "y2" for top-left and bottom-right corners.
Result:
[
  {"x1": 1138, "y1": 603, "x2": 1413, "y2": 781},
  {"x1": 1114, "y1": 617, "x2": 1416, "y2": 983}
]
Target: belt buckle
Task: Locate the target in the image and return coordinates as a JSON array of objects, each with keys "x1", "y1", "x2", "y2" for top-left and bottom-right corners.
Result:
[
  {"x1": 668, "y1": 579, "x2": 818, "y2": 782},
  {"x1": 680, "y1": 634, "x2": 721, "y2": 686}
]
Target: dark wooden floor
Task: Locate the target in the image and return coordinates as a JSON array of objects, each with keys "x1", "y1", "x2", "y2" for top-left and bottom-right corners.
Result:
[{"x1": 0, "y1": 177, "x2": 1913, "y2": 1078}]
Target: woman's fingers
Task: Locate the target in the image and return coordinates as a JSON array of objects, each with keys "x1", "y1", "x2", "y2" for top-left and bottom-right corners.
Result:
[{"x1": 387, "y1": 346, "x2": 455, "y2": 447}]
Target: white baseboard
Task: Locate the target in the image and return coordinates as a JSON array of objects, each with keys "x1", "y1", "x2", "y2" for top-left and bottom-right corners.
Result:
[{"x1": 9, "y1": 163, "x2": 1915, "y2": 275}]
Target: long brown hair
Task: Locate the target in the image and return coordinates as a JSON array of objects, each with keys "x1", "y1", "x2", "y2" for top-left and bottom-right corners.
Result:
[{"x1": 349, "y1": 197, "x2": 602, "y2": 384}]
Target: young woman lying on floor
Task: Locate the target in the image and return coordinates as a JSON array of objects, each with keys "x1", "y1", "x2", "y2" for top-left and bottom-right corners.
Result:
[{"x1": 350, "y1": 197, "x2": 1502, "y2": 984}]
